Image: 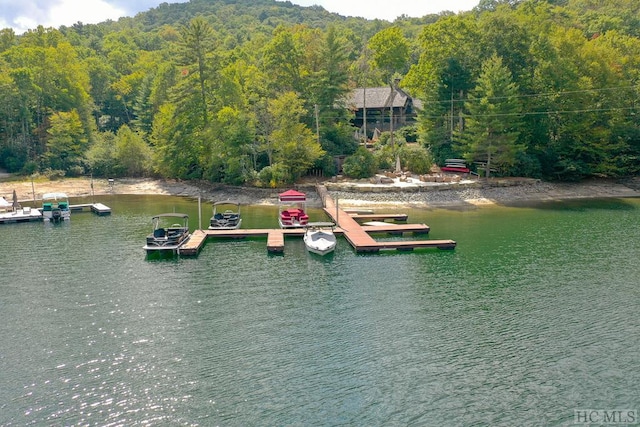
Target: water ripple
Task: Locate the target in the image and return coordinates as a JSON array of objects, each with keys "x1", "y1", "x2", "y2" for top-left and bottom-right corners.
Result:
[{"x1": 1, "y1": 196, "x2": 638, "y2": 425}]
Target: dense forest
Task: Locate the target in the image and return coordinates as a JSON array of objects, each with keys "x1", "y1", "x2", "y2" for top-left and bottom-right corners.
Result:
[{"x1": 0, "y1": 0, "x2": 638, "y2": 184}]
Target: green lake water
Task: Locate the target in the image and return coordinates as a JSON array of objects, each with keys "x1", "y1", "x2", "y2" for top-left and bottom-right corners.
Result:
[{"x1": 1, "y1": 195, "x2": 638, "y2": 426}]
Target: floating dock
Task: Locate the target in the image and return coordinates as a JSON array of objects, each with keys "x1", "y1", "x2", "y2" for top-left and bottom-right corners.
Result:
[
  {"x1": 180, "y1": 228, "x2": 307, "y2": 255},
  {"x1": 1, "y1": 202, "x2": 111, "y2": 224},
  {"x1": 69, "y1": 203, "x2": 112, "y2": 216},
  {"x1": 348, "y1": 213, "x2": 408, "y2": 222},
  {"x1": 178, "y1": 185, "x2": 456, "y2": 255},
  {"x1": 0, "y1": 207, "x2": 43, "y2": 224}
]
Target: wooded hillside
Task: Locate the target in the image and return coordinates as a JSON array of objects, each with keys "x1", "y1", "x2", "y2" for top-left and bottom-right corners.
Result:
[{"x1": 1, "y1": 0, "x2": 638, "y2": 183}]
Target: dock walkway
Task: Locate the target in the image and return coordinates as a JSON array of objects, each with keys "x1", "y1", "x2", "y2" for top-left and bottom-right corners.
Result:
[{"x1": 318, "y1": 185, "x2": 455, "y2": 253}]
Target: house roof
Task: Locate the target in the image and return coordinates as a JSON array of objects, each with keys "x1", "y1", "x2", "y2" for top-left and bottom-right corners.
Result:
[{"x1": 348, "y1": 87, "x2": 411, "y2": 110}]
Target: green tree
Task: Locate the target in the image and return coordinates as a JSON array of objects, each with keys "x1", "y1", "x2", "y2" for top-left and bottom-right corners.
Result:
[
  {"x1": 404, "y1": 14, "x2": 482, "y2": 161},
  {"x1": 85, "y1": 131, "x2": 117, "y2": 177},
  {"x1": 113, "y1": 125, "x2": 152, "y2": 177},
  {"x1": 44, "y1": 110, "x2": 88, "y2": 173},
  {"x1": 202, "y1": 106, "x2": 256, "y2": 184},
  {"x1": 367, "y1": 26, "x2": 410, "y2": 83},
  {"x1": 457, "y1": 54, "x2": 524, "y2": 177},
  {"x1": 151, "y1": 103, "x2": 202, "y2": 179},
  {"x1": 2, "y1": 28, "x2": 94, "y2": 169},
  {"x1": 263, "y1": 26, "x2": 304, "y2": 94},
  {"x1": 267, "y1": 92, "x2": 324, "y2": 183},
  {"x1": 178, "y1": 17, "x2": 216, "y2": 126},
  {"x1": 0, "y1": 28, "x2": 16, "y2": 53},
  {"x1": 530, "y1": 28, "x2": 626, "y2": 179},
  {"x1": 312, "y1": 26, "x2": 354, "y2": 157}
]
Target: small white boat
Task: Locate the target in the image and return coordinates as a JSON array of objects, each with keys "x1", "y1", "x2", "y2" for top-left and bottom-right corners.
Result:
[
  {"x1": 143, "y1": 213, "x2": 190, "y2": 253},
  {"x1": 41, "y1": 192, "x2": 71, "y2": 222},
  {"x1": 303, "y1": 222, "x2": 337, "y2": 256},
  {"x1": 209, "y1": 201, "x2": 242, "y2": 230}
]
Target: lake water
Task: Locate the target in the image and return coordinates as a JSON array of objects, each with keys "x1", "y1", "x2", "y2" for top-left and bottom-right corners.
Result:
[{"x1": 1, "y1": 195, "x2": 638, "y2": 426}]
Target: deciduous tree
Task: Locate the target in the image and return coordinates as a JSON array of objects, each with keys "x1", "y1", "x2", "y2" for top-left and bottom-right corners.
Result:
[{"x1": 267, "y1": 92, "x2": 324, "y2": 183}]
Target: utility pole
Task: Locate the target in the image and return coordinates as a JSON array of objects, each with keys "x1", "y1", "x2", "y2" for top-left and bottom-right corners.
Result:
[
  {"x1": 450, "y1": 84, "x2": 454, "y2": 140},
  {"x1": 389, "y1": 80, "x2": 400, "y2": 173},
  {"x1": 314, "y1": 104, "x2": 320, "y2": 144},
  {"x1": 361, "y1": 40, "x2": 369, "y2": 143},
  {"x1": 363, "y1": 87, "x2": 367, "y2": 143}
]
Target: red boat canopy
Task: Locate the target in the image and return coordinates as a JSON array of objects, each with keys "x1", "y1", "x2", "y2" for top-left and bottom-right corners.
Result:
[{"x1": 279, "y1": 189, "x2": 306, "y2": 202}]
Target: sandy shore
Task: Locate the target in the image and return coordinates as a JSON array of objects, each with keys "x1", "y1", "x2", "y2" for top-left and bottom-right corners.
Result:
[{"x1": 1, "y1": 175, "x2": 639, "y2": 210}]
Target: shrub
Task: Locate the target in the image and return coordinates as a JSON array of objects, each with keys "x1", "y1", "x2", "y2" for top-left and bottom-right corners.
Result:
[
  {"x1": 373, "y1": 145, "x2": 394, "y2": 170},
  {"x1": 43, "y1": 169, "x2": 66, "y2": 180},
  {"x1": 400, "y1": 144, "x2": 433, "y2": 174},
  {"x1": 342, "y1": 147, "x2": 378, "y2": 179},
  {"x1": 66, "y1": 165, "x2": 86, "y2": 177},
  {"x1": 257, "y1": 163, "x2": 289, "y2": 187}
]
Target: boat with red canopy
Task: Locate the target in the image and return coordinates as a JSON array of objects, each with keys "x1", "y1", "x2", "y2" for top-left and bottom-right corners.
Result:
[{"x1": 278, "y1": 189, "x2": 309, "y2": 228}]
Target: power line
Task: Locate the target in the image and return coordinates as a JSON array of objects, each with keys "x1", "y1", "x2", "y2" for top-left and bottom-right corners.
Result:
[
  {"x1": 417, "y1": 105, "x2": 637, "y2": 120},
  {"x1": 418, "y1": 84, "x2": 640, "y2": 107}
]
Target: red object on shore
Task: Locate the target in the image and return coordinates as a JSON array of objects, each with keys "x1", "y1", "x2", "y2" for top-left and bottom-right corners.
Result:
[{"x1": 441, "y1": 166, "x2": 470, "y2": 173}]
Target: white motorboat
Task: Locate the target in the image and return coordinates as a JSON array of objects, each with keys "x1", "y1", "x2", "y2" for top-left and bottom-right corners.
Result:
[{"x1": 303, "y1": 222, "x2": 337, "y2": 256}]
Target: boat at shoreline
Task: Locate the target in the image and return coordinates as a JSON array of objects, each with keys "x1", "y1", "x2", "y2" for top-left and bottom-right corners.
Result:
[
  {"x1": 208, "y1": 201, "x2": 242, "y2": 230},
  {"x1": 143, "y1": 213, "x2": 190, "y2": 253},
  {"x1": 278, "y1": 189, "x2": 309, "y2": 229},
  {"x1": 441, "y1": 159, "x2": 470, "y2": 174},
  {"x1": 303, "y1": 222, "x2": 337, "y2": 256},
  {"x1": 41, "y1": 192, "x2": 71, "y2": 222}
]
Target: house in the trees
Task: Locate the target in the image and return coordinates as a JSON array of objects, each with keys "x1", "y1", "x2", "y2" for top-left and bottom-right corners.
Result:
[{"x1": 347, "y1": 82, "x2": 421, "y2": 141}]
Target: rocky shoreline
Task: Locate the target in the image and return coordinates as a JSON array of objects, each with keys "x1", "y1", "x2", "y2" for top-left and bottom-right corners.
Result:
[
  {"x1": 1, "y1": 175, "x2": 639, "y2": 210},
  {"x1": 326, "y1": 177, "x2": 640, "y2": 208}
]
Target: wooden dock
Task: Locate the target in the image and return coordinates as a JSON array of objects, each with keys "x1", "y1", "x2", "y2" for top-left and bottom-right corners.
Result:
[
  {"x1": 178, "y1": 185, "x2": 456, "y2": 255},
  {"x1": 179, "y1": 228, "x2": 308, "y2": 255},
  {"x1": 70, "y1": 203, "x2": 112, "y2": 215},
  {"x1": 1, "y1": 202, "x2": 111, "y2": 224},
  {"x1": 361, "y1": 223, "x2": 430, "y2": 234},
  {"x1": 348, "y1": 213, "x2": 408, "y2": 222},
  {"x1": 318, "y1": 184, "x2": 455, "y2": 253},
  {"x1": 0, "y1": 207, "x2": 43, "y2": 224},
  {"x1": 267, "y1": 230, "x2": 285, "y2": 253},
  {"x1": 179, "y1": 229, "x2": 207, "y2": 255}
]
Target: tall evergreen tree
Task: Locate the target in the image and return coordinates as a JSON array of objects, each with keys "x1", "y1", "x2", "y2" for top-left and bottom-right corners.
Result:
[
  {"x1": 178, "y1": 17, "x2": 216, "y2": 126},
  {"x1": 457, "y1": 54, "x2": 524, "y2": 177}
]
